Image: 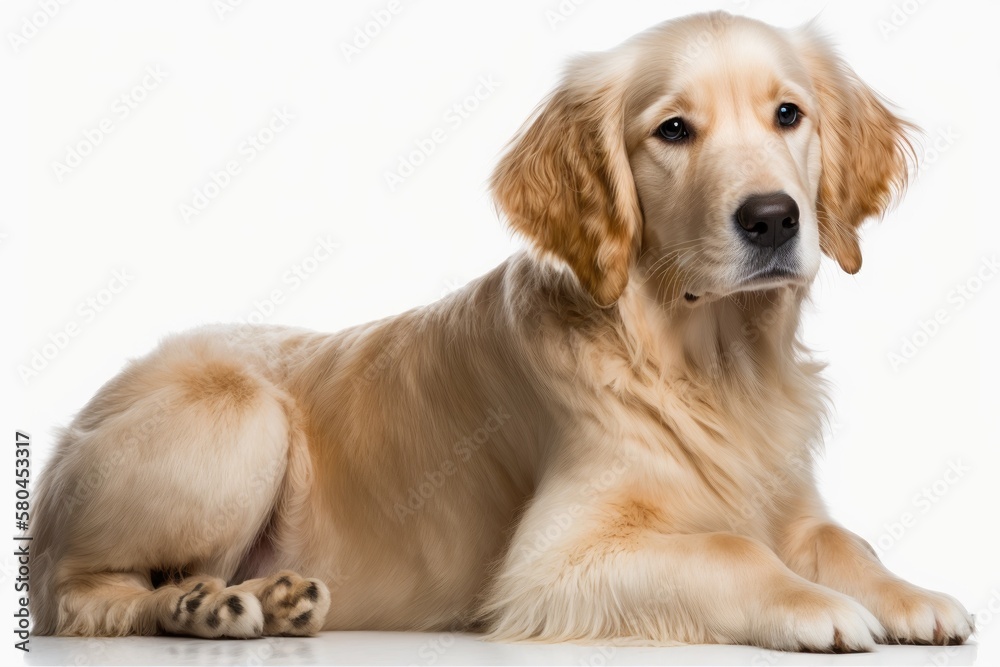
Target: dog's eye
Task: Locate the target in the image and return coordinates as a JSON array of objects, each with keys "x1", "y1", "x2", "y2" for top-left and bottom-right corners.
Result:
[
  {"x1": 777, "y1": 103, "x2": 801, "y2": 128},
  {"x1": 657, "y1": 117, "x2": 688, "y2": 142}
]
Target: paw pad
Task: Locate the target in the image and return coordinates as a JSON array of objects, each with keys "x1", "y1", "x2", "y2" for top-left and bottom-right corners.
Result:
[
  {"x1": 257, "y1": 571, "x2": 330, "y2": 636},
  {"x1": 170, "y1": 579, "x2": 263, "y2": 639}
]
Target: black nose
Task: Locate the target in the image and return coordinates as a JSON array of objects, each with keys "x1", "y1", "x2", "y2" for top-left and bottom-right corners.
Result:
[{"x1": 735, "y1": 192, "x2": 799, "y2": 249}]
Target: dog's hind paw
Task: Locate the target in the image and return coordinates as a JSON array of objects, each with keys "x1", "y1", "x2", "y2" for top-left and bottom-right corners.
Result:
[
  {"x1": 254, "y1": 571, "x2": 331, "y2": 636},
  {"x1": 168, "y1": 577, "x2": 264, "y2": 639}
]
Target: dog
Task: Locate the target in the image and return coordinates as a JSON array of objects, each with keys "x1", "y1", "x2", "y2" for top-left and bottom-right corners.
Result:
[{"x1": 31, "y1": 11, "x2": 973, "y2": 651}]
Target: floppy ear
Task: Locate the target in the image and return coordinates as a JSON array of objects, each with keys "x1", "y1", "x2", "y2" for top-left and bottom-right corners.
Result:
[
  {"x1": 795, "y1": 27, "x2": 917, "y2": 273},
  {"x1": 491, "y1": 57, "x2": 641, "y2": 307}
]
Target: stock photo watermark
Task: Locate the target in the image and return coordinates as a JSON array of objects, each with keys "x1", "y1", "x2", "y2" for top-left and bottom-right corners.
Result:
[
  {"x1": 925, "y1": 587, "x2": 998, "y2": 665},
  {"x1": 438, "y1": 277, "x2": 467, "y2": 300},
  {"x1": 14, "y1": 431, "x2": 31, "y2": 652},
  {"x1": 548, "y1": 0, "x2": 750, "y2": 34},
  {"x1": 383, "y1": 75, "x2": 500, "y2": 192},
  {"x1": 728, "y1": 447, "x2": 813, "y2": 533},
  {"x1": 544, "y1": 0, "x2": 587, "y2": 30},
  {"x1": 677, "y1": 3, "x2": 755, "y2": 63},
  {"x1": 17, "y1": 269, "x2": 134, "y2": 385},
  {"x1": 340, "y1": 0, "x2": 405, "y2": 63},
  {"x1": 359, "y1": 276, "x2": 467, "y2": 382},
  {"x1": 393, "y1": 407, "x2": 513, "y2": 522},
  {"x1": 225, "y1": 234, "x2": 339, "y2": 347},
  {"x1": 212, "y1": 0, "x2": 246, "y2": 21},
  {"x1": 878, "y1": 0, "x2": 931, "y2": 40},
  {"x1": 412, "y1": 632, "x2": 459, "y2": 666},
  {"x1": 235, "y1": 235, "x2": 339, "y2": 324},
  {"x1": 518, "y1": 450, "x2": 638, "y2": 565},
  {"x1": 357, "y1": 277, "x2": 458, "y2": 384},
  {"x1": 579, "y1": 646, "x2": 618, "y2": 667},
  {"x1": 179, "y1": 106, "x2": 294, "y2": 223},
  {"x1": 50, "y1": 64, "x2": 168, "y2": 183},
  {"x1": 61, "y1": 398, "x2": 169, "y2": 513},
  {"x1": 871, "y1": 458, "x2": 969, "y2": 556},
  {"x1": 7, "y1": 0, "x2": 72, "y2": 52},
  {"x1": 916, "y1": 126, "x2": 959, "y2": 174},
  {"x1": 888, "y1": 254, "x2": 998, "y2": 370}
]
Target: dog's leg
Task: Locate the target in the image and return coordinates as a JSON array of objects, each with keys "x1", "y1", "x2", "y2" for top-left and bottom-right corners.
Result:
[
  {"x1": 778, "y1": 515, "x2": 973, "y2": 645},
  {"x1": 56, "y1": 573, "x2": 265, "y2": 638},
  {"x1": 31, "y1": 339, "x2": 320, "y2": 637},
  {"x1": 483, "y1": 487, "x2": 885, "y2": 651}
]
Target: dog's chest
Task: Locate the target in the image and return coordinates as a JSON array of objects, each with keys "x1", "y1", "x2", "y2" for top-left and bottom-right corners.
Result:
[{"x1": 600, "y1": 367, "x2": 821, "y2": 543}]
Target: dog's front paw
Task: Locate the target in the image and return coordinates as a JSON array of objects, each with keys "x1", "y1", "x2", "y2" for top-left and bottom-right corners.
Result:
[
  {"x1": 863, "y1": 580, "x2": 973, "y2": 645},
  {"x1": 255, "y1": 571, "x2": 331, "y2": 636},
  {"x1": 749, "y1": 582, "x2": 885, "y2": 652}
]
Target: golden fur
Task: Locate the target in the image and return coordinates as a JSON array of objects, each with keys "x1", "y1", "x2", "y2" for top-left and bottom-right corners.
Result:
[{"x1": 30, "y1": 12, "x2": 971, "y2": 651}]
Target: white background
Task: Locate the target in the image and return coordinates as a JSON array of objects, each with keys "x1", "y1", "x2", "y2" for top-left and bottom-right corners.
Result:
[{"x1": 3, "y1": 0, "x2": 999, "y2": 664}]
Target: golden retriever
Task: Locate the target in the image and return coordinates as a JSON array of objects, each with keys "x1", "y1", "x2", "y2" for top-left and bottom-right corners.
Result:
[{"x1": 31, "y1": 11, "x2": 973, "y2": 651}]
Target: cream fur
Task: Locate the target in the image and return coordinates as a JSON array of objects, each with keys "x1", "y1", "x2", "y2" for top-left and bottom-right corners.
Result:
[{"x1": 30, "y1": 12, "x2": 971, "y2": 651}]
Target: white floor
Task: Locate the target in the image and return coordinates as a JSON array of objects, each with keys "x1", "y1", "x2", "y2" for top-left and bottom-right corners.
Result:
[{"x1": 23, "y1": 633, "x2": 979, "y2": 666}]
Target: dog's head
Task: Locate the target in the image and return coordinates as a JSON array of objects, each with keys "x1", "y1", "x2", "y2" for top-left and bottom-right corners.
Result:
[{"x1": 492, "y1": 12, "x2": 915, "y2": 308}]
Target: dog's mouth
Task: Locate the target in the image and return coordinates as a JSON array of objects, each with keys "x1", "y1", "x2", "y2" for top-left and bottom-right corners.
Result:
[
  {"x1": 736, "y1": 266, "x2": 804, "y2": 289},
  {"x1": 684, "y1": 265, "x2": 805, "y2": 305}
]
